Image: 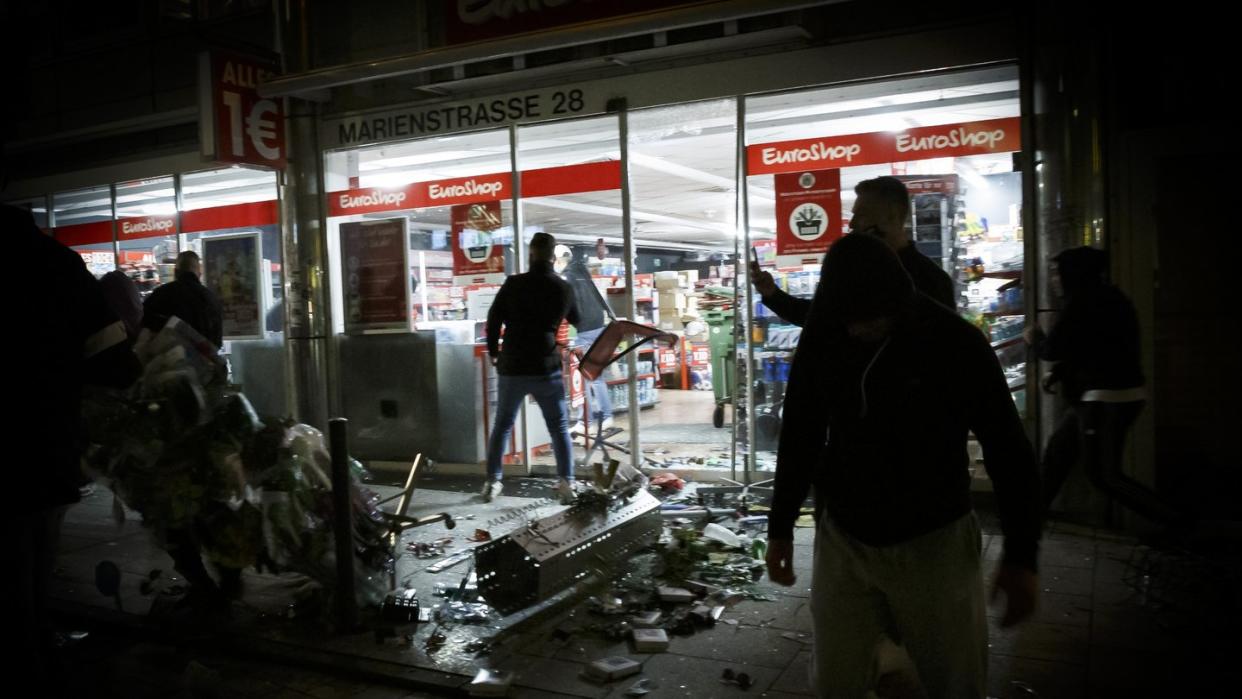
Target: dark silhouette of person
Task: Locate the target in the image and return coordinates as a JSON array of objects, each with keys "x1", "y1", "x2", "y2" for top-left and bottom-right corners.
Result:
[
  {"x1": 99, "y1": 269, "x2": 143, "y2": 343},
  {"x1": 3, "y1": 204, "x2": 139, "y2": 681},
  {"x1": 766, "y1": 233, "x2": 1040, "y2": 696},
  {"x1": 1029, "y1": 246, "x2": 1180, "y2": 523},
  {"x1": 142, "y1": 250, "x2": 224, "y2": 348}
]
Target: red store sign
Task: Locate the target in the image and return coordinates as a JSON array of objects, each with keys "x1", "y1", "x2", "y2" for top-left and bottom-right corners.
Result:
[
  {"x1": 774, "y1": 169, "x2": 842, "y2": 256},
  {"x1": 747, "y1": 118, "x2": 1021, "y2": 176},
  {"x1": 326, "y1": 161, "x2": 620, "y2": 217},
  {"x1": 201, "y1": 52, "x2": 286, "y2": 169},
  {"x1": 451, "y1": 201, "x2": 505, "y2": 278}
]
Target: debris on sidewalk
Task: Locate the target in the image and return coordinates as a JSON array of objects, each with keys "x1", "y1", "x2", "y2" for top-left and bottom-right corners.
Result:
[
  {"x1": 467, "y1": 668, "x2": 512, "y2": 696},
  {"x1": 585, "y1": 656, "x2": 642, "y2": 682},
  {"x1": 631, "y1": 627, "x2": 669, "y2": 652}
]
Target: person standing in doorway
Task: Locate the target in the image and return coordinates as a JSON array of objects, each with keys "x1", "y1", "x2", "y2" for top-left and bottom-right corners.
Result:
[
  {"x1": 484, "y1": 232, "x2": 581, "y2": 505},
  {"x1": 560, "y1": 247, "x2": 614, "y2": 434},
  {"x1": 750, "y1": 176, "x2": 956, "y2": 324},
  {"x1": 766, "y1": 233, "x2": 1041, "y2": 697}
]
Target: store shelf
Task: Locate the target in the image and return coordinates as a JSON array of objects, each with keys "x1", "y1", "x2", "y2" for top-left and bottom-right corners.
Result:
[
  {"x1": 613, "y1": 401, "x2": 658, "y2": 414},
  {"x1": 607, "y1": 373, "x2": 657, "y2": 385},
  {"x1": 991, "y1": 336, "x2": 1022, "y2": 350}
]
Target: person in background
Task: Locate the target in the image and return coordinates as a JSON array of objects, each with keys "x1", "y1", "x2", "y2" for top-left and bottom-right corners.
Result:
[
  {"x1": 4, "y1": 204, "x2": 140, "y2": 681},
  {"x1": 484, "y1": 232, "x2": 581, "y2": 505},
  {"x1": 142, "y1": 250, "x2": 223, "y2": 348},
  {"x1": 750, "y1": 176, "x2": 956, "y2": 324},
  {"x1": 99, "y1": 269, "x2": 143, "y2": 343},
  {"x1": 560, "y1": 246, "x2": 615, "y2": 434},
  {"x1": 766, "y1": 233, "x2": 1040, "y2": 697},
  {"x1": 1028, "y1": 246, "x2": 1179, "y2": 523}
]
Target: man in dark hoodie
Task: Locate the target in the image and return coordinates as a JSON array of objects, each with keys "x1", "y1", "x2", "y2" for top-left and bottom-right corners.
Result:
[
  {"x1": 485, "y1": 232, "x2": 580, "y2": 505},
  {"x1": 766, "y1": 233, "x2": 1041, "y2": 697},
  {"x1": 1030, "y1": 246, "x2": 1177, "y2": 523},
  {"x1": 750, "y1": 176, "x2": 956, "y2": 324}
]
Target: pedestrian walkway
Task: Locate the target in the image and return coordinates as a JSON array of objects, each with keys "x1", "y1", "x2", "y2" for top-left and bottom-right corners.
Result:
[{"x1": 49, "y1": 480, "x2": 1238, "y2": 697}]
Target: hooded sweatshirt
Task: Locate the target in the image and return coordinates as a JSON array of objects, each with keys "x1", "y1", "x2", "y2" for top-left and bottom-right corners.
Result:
[
  {"x1": 1039, "y1": 247, "x2": 1143, "y2": 401},
  {"x1": 770, "y1": 233, "x2": 1041, "y2": 571}
]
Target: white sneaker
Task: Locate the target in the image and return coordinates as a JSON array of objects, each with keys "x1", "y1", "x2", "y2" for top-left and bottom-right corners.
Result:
[
  {"x1": 555, "y1": 479, "x2": 577, "y2": 505},
  {"x1": 600, "y1": 417, "x2": 616, "y2": 432},
  {"x1": 481, "y1": 479, "x2": 503, "y2": 502},
  {"x1": 569, "y1": 421, "x2": 585, "y2": 436}
]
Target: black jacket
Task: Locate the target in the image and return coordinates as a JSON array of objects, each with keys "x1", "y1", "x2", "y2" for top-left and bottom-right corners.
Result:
[
  {"x1": 1038, "y1": 284, "x2": 1143, "y2": 401},
  {"x1": 142, "y1": 272, "x2": 224, "y2": 348},
  {"x1": 487, "y1": 261, "x2": 580, "y2": 376},
  {"x1": 759, "y1": 242, "x2": 956, "y2": 325},
  {"x1": 770, "y1": 237, "x2": 1040, "y2": 571},
  {"x1": 563, "y1": 259, "x2": 607, "y2": 333}
]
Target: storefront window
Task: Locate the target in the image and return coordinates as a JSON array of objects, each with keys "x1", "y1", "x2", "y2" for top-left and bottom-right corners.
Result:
[
  {"x1": 324, "y1": 128, "x2": 521, "y2": 466},
  {"x1": 744, "y1": 65, "x2": 1026, "y2": 474},
  {"x1": 517, "y1": 114, "x2": 630, "y2": 464},
  {"x1": 181, "y1": 167, "x2": 282, "y2": 338},
  {"x1": 53, "y1": 185, "x2": 115, "y2": 277},
  {"x1": 627, "y1": 99, "x2": 740, "y2": 470},
  {"x1": 115, "y1": 176, "x2": 178, "y2": 297}
]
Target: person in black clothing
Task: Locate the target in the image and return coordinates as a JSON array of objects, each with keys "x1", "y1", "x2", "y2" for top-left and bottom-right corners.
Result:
[
  {"x1": 141, "y1": 249, "x2": 236, "y2": 599},
  {"x1": 750, "y1": 176, "x2": 956, "y2": 323},
  {"x1": 484, "y1": 232, "x2": 580, "y2": 505},
  {"x1": 4, "y1": 204, "x2": 140, "y2": 681},
  {"x1": 560, "y1": 248, "x2": 614, "y2": 431},
  {"x1": 1029, "y1": 246, "x2": 1178, "y2": 523},
  {"x1": 142, "y1": 250, "x2": 223, "y2": 348},
  {"x1": 765, "y1": 233, "x2": 1040, "y2": 697}
]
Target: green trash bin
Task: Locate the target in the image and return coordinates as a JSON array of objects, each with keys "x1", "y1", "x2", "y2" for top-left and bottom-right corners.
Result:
[{"x1": 704, "y1": 309, "x2": 735, "y2": 428}]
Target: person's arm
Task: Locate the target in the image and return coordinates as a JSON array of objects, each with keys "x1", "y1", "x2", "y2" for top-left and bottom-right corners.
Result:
[
  {"x1": 965, "y1": 326, "x2": 1041, "y2": 625},
  {"x1": 931, "y1": 267, "x2": 957, "y2": 311},
  {"x1": 766, "y1": 329, "x2": 829, "y2": 585},
  {"x1": 486, "y1": 279, "x2": 511, "y2": 361},
  {"x1": 761, "y1": 288, "x2": 812, "y2": 327},
  {"x1": 749, "y1": 261, "x2": 811, "y2": 327}
]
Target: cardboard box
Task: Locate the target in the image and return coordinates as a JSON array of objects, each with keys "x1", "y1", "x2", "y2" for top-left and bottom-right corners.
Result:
[
  {"x1": 630, "y1": 610, "x2": 663, "y2": 628},
  {"x1": 678, "y1": 270, "x2": 699, "y2": 285},
  {"x1": 658, "y1": 291, "x2": 686, "y2": 310},
  {"x1": 657, "y1": 586, "x2": 696, "y2": 603},
  {"x1": 632, "y1": 628, "x2": 669, "y2": 653},
  {"x1": 585, "y1": 656, "x2": 641, "y2": 682}
]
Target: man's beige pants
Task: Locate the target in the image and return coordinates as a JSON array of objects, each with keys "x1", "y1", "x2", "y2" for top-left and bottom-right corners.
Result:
[{"x1": 809, "y1": 513, "x2": 988, "y2": 698}]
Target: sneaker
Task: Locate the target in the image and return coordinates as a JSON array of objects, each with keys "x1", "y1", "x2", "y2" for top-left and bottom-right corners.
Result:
[
  {"x1": 555, "y1": 479, "x2": 577, "y2": 505},
  {"x1": 569, "y1": 421, "x2": 585, "y2": 436},
  {"x1": 600, "y1": 417, "x2": 616, "y2": 432},
  {"x1": 481, "y1": 479, "x2": 503, "y2": 502}
]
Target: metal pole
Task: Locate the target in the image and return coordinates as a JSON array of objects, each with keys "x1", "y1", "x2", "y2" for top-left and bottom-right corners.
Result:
[
  {"x1": 109, "y1": 183, "x2": 119, "y2": 269},
  {"x1": 173, "y1": 172, "x2": 185, "y2": 256},
  {"x1": 737, "y1": 98, "x2": 756, "y2": 486},
  {"x1": 617, "y1": 102, "x2": 641, "y2": 472},
  {"x1": 328, "y1": 417, "x2": 358, "y2": 630},
  {"x1": 509, "y1": 123, "x2": 532, "y2": 476}
]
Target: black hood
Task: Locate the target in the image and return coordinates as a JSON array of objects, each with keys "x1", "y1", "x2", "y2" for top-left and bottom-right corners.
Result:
[
  {"x1": 1054, "y1": 246, "x2": 1107, "y2": 297},
  {"x1": 812, "y1": 232, "x2": 915, "y2": 324}
]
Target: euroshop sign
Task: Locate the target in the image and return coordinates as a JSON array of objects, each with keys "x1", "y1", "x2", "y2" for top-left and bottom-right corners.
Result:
[{"x1": 748, "y1": 118, "x2": 1021, "y2": 176}]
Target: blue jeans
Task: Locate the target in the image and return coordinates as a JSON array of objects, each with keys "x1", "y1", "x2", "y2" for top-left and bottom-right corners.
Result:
[
  {"x1": 575, "y1": 327, "x2": 613, "y2": 422},
  {"x1": 487, "y1": 370, "x2": 574, "y2": 481}
]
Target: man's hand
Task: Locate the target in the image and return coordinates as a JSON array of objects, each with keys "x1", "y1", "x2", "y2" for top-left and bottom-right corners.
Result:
[
  {"x1": 765, "y1": 538, "x2": 797, "y2": 586},
  {"x1": 749, "y1": 261, "x2": 777, "y2": 297},
  {"x1": 990, "y1": 563, "x2": 1038, "y2": 628}
]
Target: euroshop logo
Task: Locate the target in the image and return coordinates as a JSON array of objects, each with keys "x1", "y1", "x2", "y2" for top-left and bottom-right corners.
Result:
[
  {"x1": 121, "y1": 218, "x2": 175, "y2": 235},
  {"x1": 338, "y1": 189, "x2": 408, "y2": 209}
]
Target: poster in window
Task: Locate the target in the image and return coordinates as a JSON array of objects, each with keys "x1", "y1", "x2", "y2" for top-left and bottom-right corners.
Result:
[
  {"x1": 202, "y1": 232, "x2": 264, "y2": 339},
  {"x1": 451, "y1": 201, "x2": 506, "y2": 284},
  {"x1": 774, "y1": 169, "x2": 842, "y2": 257},
  {"x1": 339, "y1": 218, "x2": 410, "y2": 333}
]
